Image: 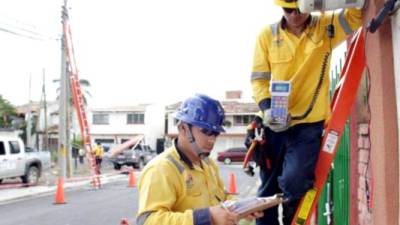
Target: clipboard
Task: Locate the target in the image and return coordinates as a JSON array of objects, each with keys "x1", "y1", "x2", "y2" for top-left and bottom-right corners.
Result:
[{"x1": 222, "y1": 194, "x2": 286, "y2": 218}]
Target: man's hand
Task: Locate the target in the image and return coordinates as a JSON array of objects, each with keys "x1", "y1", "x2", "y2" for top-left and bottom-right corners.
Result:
[
  {"x1": 209, "y1": 205, "x2": 239, "y2": 225},
  {"x1": 262, "y1": 109, "x2": 291, "y2": 132},
  {"x1": 242, "y1": 211, "x2": 264, "y2": 221},
  {"x1": 244, "y1": 116, "x2": 265, "y2": 148}
]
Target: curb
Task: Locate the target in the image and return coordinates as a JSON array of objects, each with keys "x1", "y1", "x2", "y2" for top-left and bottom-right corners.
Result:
[{"x1": 0, "y1": 171, "x2": 135, "y2": 205}]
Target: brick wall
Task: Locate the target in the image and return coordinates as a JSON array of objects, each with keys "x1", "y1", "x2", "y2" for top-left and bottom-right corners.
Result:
[{"x1": 357, "y1": 123, "x2": 372, "y2": 225}]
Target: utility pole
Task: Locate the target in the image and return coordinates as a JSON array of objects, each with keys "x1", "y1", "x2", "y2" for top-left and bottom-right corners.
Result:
[
  {"x1": 58, "y1": 0, "x2": 69, "y2": 179},
  {"x1": 66, "y1": 74, "x2": 73, "y2": 177},
  {"x1": 26, "y1": 73, "x2": 32, "y2": 147},
  {"x1": 42, "y1": 69, "x2": 48, "y2": 150}
]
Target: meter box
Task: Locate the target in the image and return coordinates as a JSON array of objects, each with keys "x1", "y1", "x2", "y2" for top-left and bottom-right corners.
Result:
[
  {"x1": 298, "y1": 0, "x2": 365, "y2": 13},
  {"x1": 269, "y1": 81, "x2": 291, "y2": 126}
]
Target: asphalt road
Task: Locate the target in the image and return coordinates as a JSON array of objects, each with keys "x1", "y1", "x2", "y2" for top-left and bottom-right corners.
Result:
[{"x1": 0, "y1": 164, "x2": 259, "y2": 225}]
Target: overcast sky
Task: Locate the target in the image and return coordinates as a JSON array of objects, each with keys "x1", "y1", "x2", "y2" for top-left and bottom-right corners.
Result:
[{"x1": 0, "y1": 0, "x2": 282, "y2": 108}]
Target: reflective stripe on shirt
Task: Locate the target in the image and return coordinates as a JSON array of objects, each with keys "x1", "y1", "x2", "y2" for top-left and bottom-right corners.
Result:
[
  {"x1": 251, "y1": 72, "x2": 271, "y2": 81},
  {"x1": 136, "y1": 211, "x2": 153, "y2": 225},
  {"x1": 339, "y1": 9, "x2": 353, "y2": 35}
]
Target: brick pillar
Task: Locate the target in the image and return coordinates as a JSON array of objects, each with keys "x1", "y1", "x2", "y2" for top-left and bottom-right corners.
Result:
[
  {"x1": 357, "y1": 123, "x2": 372, "y2": 225},
  {"x1": 363, "y1": 0, "x2": 399, "y2": 223}
]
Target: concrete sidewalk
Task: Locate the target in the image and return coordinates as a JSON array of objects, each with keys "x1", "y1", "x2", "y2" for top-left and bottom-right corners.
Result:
[
  {"x1": 0, "y1": 170, "x2": 133, "y2": 204},
  {"x1": 0, "y1": 163, "x2": 263, "y2": 224}
]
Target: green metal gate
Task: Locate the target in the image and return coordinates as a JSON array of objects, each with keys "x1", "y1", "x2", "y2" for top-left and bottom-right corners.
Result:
[{"x1": 318, "y1": 58, "x2": 351, "y2": 225}]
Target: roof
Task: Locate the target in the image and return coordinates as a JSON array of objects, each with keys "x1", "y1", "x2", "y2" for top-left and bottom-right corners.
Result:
[
  {"x1": 220, "y1": 101, "x2": 259, "y2": 114},
  {"x1": 16, "y1": 102, "x2": 41, "y2": 114},
  {"x1": 165, "y1": 100, "x2": 259, "y2": 114},
  {"x1": 90, "y1": 104, "x2": 148, "y2": 113}
]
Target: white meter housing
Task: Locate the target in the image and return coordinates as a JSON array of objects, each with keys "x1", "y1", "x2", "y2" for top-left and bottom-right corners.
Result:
[{"x1": 298, "y1": 0, "x2": 365, "y2": 13}]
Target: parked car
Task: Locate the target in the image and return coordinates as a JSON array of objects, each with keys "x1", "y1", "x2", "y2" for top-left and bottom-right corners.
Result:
[
  {"x1": 109, "y1": 140, "x2": 156, "y2": 170},
  {"x1": 217, "y1": 147, "x2": 249, "y2": 164},
  {"x1": 0, "y1": 136, "x2": 51, "y2": 185}
]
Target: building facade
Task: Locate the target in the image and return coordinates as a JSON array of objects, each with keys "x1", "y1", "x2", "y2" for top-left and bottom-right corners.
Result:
[{"x1": 89, "y1": 104, "x2": 165, "y2": 151}]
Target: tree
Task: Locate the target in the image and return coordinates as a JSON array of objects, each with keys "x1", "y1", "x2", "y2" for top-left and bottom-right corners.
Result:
[
  {"x1": 0, "y1": 95, "x2": 17, "y2": 128},
  {"x1": 53, "y1": 78, "x2": 92, "y2": 105}
]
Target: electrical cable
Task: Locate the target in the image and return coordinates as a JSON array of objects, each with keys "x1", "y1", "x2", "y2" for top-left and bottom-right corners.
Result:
[{"x1": 292, "y1": 13, "x2": 334, "y2": 120}]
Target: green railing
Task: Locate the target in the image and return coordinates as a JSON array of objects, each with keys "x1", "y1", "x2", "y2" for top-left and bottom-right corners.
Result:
[{"x1": 318, "y1": 58, "x2": 350, "y2": 225}]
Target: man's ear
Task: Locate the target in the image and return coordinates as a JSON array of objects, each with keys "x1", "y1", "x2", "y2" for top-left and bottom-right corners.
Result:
[{"x1": 177, "y1": 122, "x2": 185, "y2": 132}]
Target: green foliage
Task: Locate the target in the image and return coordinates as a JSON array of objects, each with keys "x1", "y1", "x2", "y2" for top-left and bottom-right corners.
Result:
[
  {"x1": 53, "y1": 78, "x2": 92, "y2": 105},
  {"x1": 50, "y1": 149, "x2": 58, "y2": 162},
  {"x1": 71, "y1": 136, "x2": 84, "y2": 149},
  {"x1": 0, "y1": 95, "x2": 17, "y2": 128}
]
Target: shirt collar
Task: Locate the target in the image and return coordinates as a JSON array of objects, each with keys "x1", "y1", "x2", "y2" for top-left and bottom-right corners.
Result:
[
  {"x1": 174, "y1": 139, "x2": 194, "y2": 169},
  {"x1": 280, "y1": 15, "x2": 312, "y2": 30}
]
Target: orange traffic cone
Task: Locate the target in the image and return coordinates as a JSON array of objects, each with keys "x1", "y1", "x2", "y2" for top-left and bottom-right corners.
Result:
[
  {"x1": 120, "y1": 218, "x2": 129, "y2": 225},
  {"x1": 128, "y1": 170, "x2": 136, "y2": 188},
  {"x1": 54, "y1": 177, "x2": 66, "y2": 204},
  {"x1": 228, "y1": 173, "x2": 237, "y2": 195}
]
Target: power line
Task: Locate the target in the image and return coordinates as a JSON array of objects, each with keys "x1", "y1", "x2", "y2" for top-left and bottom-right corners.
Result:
[{"x1": 0, "y1": 15, "x2": 60, "y2": 41}]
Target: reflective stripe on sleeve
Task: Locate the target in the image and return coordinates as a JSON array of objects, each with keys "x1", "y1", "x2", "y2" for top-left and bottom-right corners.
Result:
[
  {"x1": 166, "y1": 155, "x2": 185, "y2": 174},
  {"x1": 271, "y1": 23, "x2": 279, "y2": 36},
  {"x1": 136, "y1": 211, "x2": 153, "y2": 225},
  {"x1": 251, "y1": 72, "x2": 271, "y2": 81},
  {"x1": 339, "y1": 9, "x2": 353, "y2": 35}
]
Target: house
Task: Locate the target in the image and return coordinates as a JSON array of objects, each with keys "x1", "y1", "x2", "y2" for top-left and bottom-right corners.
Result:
[
  {"x1": 88, "y1": 104, "x2": 165, "y2": 151},
  {"x1": 0, "y1": 128, "x2": 21, "y2": 137},
  {"x1": 165, "y1": 91, "x2": 259, "y2": 159}
]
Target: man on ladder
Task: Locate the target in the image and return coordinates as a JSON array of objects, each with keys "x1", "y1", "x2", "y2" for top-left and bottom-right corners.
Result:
[{"x1": 247, "y1": 0, "x2": 363, "y2": 224}]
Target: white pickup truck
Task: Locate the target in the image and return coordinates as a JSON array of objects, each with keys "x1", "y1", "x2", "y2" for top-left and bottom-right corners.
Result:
[{"x1": 0, "y1": 136, "x2": 51, "y2": 185}]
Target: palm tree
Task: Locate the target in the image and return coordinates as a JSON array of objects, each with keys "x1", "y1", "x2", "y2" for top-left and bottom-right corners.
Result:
[
  {"x1": 53, "y1": 78, "x2": 92, "y2": 105},
  {"x1": 0, "y1": 95, "x2": 17, "y2": 128}
]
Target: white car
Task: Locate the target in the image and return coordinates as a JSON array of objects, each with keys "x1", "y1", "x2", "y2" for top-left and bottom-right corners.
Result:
[{"x1": 0, "y1": 136, "x2": 51, "y2": 185}]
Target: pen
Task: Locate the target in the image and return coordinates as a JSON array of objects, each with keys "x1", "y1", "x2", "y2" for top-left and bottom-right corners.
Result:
[
  {"x1": 220, "y1": 202, "x2": 238, "y2": 225},
  {"x1": 220, "y1": 202, "x2": 229, "y2": 211}
]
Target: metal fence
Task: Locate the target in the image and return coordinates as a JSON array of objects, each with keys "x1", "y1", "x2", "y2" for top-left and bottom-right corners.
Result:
[{"x1": 318, "y1": 56, "x2": 351, "y2": 225}]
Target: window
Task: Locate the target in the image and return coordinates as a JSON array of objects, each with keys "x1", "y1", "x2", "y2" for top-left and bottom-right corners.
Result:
[
  {"x1": 0, "y1": 142, "x2": 5, "y2": 155},
  {"x1": 93, "y1": 114, "x2": 109, "y2": 125},
  {"x1": 127, "y1": 113, "x2": 144, "y2": 124},
  {"x1": 121, "y1": 139, "x2": 130, "y2": 144},
  {"x1": 25, "y1": 147, "x2": 38, "y2": 153},
  {"x1": 94, "y1": 139, "x2": 114, "y2": 144},
  {"x1": 134, "y1": 144, "x2": 143, "y2": 151},
  {"x1": 233, "y1": 115, "x2": 256, "y2": 126},
  {"x1": 9, "y1": 141, "x2": 21, "y2": 154}
]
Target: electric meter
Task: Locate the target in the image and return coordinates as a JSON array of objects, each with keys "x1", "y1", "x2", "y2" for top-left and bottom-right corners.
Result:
[
  {"x1": 298, "y1": 0, "x2": 365, "y2": 13},
  {"x1": 269, "y1": 81, "x2": 291, "y2": 126}
]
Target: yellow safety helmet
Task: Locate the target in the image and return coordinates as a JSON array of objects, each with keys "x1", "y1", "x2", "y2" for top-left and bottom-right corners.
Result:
[{"x1": 274, "y1": 0, "x2": 298, "y2": 8}]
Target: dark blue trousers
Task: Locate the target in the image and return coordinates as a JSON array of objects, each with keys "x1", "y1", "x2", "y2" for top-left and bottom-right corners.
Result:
[{"x1": 255, "y1": 121, "x2": 324, "y2": 225}]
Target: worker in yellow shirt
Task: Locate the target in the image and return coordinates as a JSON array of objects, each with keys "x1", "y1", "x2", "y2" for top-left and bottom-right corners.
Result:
[
  {"x1": 137, "y1": 94, "x2": 263, "y2": 225},
  {"x1": 94, "y1": 142, "x2": 104, "y2": 170},
  {"x1": 248, "y1": 0, "x2": 363, "y2": 224}
]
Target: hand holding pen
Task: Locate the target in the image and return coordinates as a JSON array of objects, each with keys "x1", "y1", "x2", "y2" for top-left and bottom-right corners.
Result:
[{"x1": 209, "y1": 203, "x2": 239, "y2": 225}]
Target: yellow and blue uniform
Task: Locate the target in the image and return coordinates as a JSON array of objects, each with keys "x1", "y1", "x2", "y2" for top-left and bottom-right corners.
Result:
[
  {"x1": 250, "y1": 7, "x2": 362, "y2": 225},
  {"x1": 136, "y1": 140, "x2": 232, "y2": 225},
  {"x1": 251, "y1": 8, "x2": 362, "y2": 126}
]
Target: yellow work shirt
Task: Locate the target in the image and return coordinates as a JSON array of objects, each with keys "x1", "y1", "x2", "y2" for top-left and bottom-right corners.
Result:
[
  {"x1": 251, "y1": 8, "x2": 362, "y2": 126},
  {"x1": 136, "y1": 143, "x2": 231, "y2": 225},
  {"x1": 94, "y1": 145, "x2": 104, "y2": 157}
]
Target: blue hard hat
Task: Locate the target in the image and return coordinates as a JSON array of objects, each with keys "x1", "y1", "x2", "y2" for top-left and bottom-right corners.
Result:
[{"x1": 175, "y1": 94, "x2": 225, "y2": 132}]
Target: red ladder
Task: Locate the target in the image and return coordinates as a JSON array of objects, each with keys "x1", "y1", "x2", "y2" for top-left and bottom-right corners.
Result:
[
  {"x1": 61, "y1": 6, "x2": 101, "y2": 188},
  {"x1": 291, "y1": 27, "x2": 366, "y2": 225}
]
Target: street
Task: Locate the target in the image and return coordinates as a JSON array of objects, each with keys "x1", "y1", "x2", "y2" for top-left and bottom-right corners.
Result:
[{"x1": 0, "y1": 164, "x2": 259, "y2": 225}]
